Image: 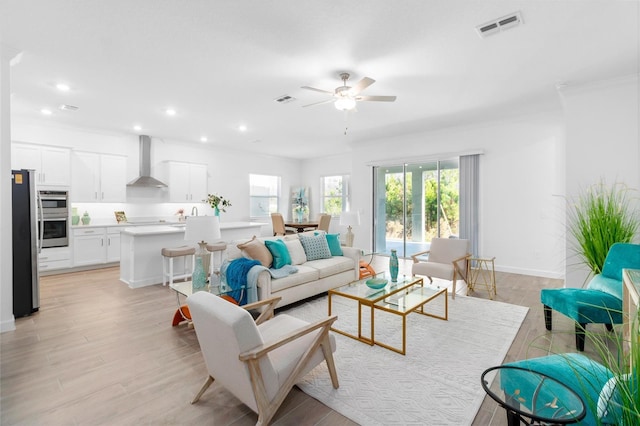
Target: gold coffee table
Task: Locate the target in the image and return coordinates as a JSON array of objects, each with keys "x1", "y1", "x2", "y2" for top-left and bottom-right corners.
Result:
[{"x1": 328, "y1": 273, "x2": 448, "y2": 355}]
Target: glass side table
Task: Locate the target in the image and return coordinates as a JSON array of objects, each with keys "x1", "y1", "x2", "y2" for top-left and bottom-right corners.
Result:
[
  {"x1": 467, "y1": 256, "x2": 496, "y2": 299},
  {"x1": 481, "y1": 365, "x2": 586, "y2": 425},
  {"x1": 169, "y1": 280, "x2": 249, "y2": 326}
]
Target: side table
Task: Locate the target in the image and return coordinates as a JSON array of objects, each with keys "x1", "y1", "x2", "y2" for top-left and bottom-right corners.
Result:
[
  {"x1": 467, "y1": 256, "x2": 496, "y2": 299},
  {"x1": 481, "y1": 365, "x2": 586, "y2": 425}
]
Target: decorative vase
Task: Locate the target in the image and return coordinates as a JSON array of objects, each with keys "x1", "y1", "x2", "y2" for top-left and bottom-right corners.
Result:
[
  {"x1": 296, "y1": 210, "x2": 304, "y2": 223},
  {"x1": 72, "y1": 207, "x2": 80, "y2": 225},
  {"x1": 81, "y1": 211, "x2": 91, "y2": 225},
  {"x1": 214, "y1": 207, "x2": 220, "y2": 217},
  {"x1": 389, "y1": 249, "x2": 399, "y2": 282},
  {"x1": 192, "y1": 256, "x2": 207, "y2": 293}
]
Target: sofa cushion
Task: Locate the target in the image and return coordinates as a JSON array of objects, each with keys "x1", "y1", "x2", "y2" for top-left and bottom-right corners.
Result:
[
  {"x1": 299, "y1": 233, "x2": 332, "y2": 261},
  {"x1": 270, "y1": 265, "x2": 320, "y2": 292},
  {"x1": 325, "y1": 233, "x2": 343, "y2": 256},
  {"x1": 237, "y1": 236, "x2": 272, "y2": 268},
  {"x1": 265, "y1": 239, "x2": 291, "y2": 269},
  {"x1": 284, "y1": 238, "x2": 307, "y2": 265},
  {"x1": 305, "y1": 256, "x2": 355, "y2": 279}
]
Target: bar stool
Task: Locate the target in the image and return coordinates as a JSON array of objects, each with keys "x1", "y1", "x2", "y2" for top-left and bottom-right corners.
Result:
[{"x1": 161, "y1": 246, "x2": 196, "y2": 286}]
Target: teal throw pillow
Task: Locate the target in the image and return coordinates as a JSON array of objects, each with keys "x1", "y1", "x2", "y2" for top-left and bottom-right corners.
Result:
[
  {"x1": 299, "y1": 233, "x2": 332, "y2": 261},
  {"x1": 264, "y1": 239, "x2": 291, "y2": 269},
  {"x1": 325, "y1": 233, "x2": 343, "y2": 256}
]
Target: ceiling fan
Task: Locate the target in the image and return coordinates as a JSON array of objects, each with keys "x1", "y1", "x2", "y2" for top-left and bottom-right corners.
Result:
[{"x1": 301, "y1": 72, "x2": 397, "y2": 111}]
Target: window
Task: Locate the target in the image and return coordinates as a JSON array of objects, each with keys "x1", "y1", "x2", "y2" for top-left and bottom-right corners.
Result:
[
  {"x1": 321, "y1": 175, "x2": 349, "y2": 215},
  {"x1": 250, "y1": 174, "x2": 280, "y2": 218},
  {"x1": 373, "y1": 159, "x2": 459, "y2": 257}
]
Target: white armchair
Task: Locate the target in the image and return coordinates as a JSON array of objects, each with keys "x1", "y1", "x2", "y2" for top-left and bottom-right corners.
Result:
[
  {"x1": 187, "y1": 292, "x2": 339, "y2": 426},
  {"x1": 411, "y1": 238, "x2": 471, "y2": 299}
]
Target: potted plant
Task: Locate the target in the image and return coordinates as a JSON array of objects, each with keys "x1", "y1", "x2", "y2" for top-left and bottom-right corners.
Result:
[
  {"x1": 206, "y1": 193, "x2": 232, "y2": 216},
  {"x1": 567, "y1": 180, "x2": 639, "y2": 276}
]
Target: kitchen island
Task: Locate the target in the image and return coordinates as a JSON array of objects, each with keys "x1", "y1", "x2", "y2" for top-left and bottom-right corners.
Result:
[{"x1": 119, "y1": 221, "x2": 264, "y2": 288}]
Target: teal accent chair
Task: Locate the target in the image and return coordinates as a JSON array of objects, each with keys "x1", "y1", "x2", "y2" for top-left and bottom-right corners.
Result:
[
  {"x1": 541, "y1": 243, "x2": 640, "y2": 351},
  {"x1": 501, "y1": 353, "x2": 635, "y2": 425}
]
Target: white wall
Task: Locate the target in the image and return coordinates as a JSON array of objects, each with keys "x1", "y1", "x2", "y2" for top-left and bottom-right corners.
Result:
[
  {"x1": 304, "y1": 110, "x2": 567, "y2": 278},
  {"x1": 1, "y1": 44, "x2": 21, "y2": 332},
  {"x1": 561, "y1": 74, "x2": 640, "y2": 287}
]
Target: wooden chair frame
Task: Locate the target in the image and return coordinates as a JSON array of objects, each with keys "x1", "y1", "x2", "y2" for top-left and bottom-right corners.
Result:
[{"x1": 190, "y1": 296, "x2": 339, "y2": 426}]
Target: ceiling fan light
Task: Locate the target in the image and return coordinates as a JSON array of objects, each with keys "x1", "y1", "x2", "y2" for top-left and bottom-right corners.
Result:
[{"x1": 335, "y1": 97, "x2": 356, "y2": 111}]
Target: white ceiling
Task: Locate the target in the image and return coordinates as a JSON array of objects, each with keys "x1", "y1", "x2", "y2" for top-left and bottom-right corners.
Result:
[{"x1": 2, "y1": 1, "x2": 639, "y2": 160}]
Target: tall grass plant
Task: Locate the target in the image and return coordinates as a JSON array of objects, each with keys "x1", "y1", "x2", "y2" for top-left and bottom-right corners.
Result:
[{"x1": 567, "y1": 180, "x2": 639, "y2": 276}]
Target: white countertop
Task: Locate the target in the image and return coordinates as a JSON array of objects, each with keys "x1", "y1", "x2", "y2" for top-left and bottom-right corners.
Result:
[
  {"x1": 121, "y1": 225, "x2": 184, "y2": 235},
  {"x1": 73, "y1": 219, "x2": 265, "y2": 230},
  {"x1": 120, "y1": 221, "x2": 264, "y2": 236}
]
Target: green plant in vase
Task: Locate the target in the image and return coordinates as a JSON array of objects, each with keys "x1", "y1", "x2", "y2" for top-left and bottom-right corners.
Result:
[
  {"x1": 567, "y1": 180, "x2": 639, "y2": 276},
  {"x1": 206, "y1": 193, "x2": 232, "y2": 216}
]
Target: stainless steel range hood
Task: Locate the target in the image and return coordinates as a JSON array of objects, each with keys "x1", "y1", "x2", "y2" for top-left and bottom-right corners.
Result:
[{"x1": 127, "y1": 135, "x2": 168, "y2": 188}]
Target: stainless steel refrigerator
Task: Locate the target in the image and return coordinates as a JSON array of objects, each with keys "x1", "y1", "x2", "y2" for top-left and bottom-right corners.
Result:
[{"x1": 12, "y1": 169, "x2": 40, "y2": 317}]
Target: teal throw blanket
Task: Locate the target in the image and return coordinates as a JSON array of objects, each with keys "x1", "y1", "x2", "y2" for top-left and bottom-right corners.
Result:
[{"x1": 221, "y1": 258, "x2": 260, "y2": 305}]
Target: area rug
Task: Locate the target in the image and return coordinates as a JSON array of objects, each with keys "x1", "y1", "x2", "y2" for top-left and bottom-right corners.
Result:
[{"x1": 283, "y1": 293, "x2": 529, "y2": 425}]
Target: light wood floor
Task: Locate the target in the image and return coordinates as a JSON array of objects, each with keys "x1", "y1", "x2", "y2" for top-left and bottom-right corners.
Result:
[{"x1": 1, "y1": 257, "x2": 617, "y2": 425}]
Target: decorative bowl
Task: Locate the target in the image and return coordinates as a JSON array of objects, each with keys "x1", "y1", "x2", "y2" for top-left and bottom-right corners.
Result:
[{"x1": 365, "y1": 278, "x2": 388, "y2": 289}]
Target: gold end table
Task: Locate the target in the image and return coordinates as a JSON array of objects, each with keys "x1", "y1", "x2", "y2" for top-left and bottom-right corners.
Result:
[{"x1": 467, "y1": 256, "x2": 496, "y2": 299}]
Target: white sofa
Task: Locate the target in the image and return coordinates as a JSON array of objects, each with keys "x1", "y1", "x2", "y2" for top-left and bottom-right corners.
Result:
[{"x1": 226, "y1": 232, "x2": 360, "y2": 308}]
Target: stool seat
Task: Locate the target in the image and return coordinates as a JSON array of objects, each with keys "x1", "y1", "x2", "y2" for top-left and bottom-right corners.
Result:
[
  {"x1": 206, "y1": 242, "x2": 227, "y2": 252},
  {"x1": 162, "y1": 246, "x2": 196, "y2": 257},
  {"x1": 161, "y1": 246, "x2": 196, "y2": 286}
]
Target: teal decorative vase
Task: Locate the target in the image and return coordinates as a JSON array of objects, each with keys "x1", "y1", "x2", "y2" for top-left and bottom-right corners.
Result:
[
  {"x1": 389, "y1": 249, "x2": 399, "y2": 282},
  {"x1": 296, "y1": 210, "x2": 303, "y2": 223},
  {"x1": 192, "y1": 256, "x2": 207, "y2": 293},
  {"x1": 214, "y1": 207, "x2": 220, "y2": 217},
  {"x1": 81, "y1": 211, "x2": 91, "y2": 225}
]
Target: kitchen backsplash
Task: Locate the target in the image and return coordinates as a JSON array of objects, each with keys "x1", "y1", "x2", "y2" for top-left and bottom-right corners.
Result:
[{"x1": 71, "y1": 201, "x2": 215, "y2": 225}]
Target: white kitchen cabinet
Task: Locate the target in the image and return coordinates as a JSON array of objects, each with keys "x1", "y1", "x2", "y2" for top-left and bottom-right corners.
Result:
[
  {"x1": 73, "y1": 226, "x2": 124, "y2": 266},
  {"x1": 167, "y1": 161, "x2": 207, "y2": 203},
  {"x1": 12, "y1": 143, "x2": 71, "y2": 188},
  {"x1": 72, "y1": 152, "x2": 127, "y2": 202},
  {"x1": 106, "y1": 227, "x2": 122, "y2": 262},
  {"x1": 73, "y1": 228, "x2": 107, "y2": 266},
  {"x1": 39, "y1": 247, "x2": 72, "y2": 272}
]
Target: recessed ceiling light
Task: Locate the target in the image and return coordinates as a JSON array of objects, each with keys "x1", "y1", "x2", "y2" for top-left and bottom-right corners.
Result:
[
  {"x1": 200, "y1": 136, "x2": 208, "y2": 142},
  {"x1": 133, "y1": 125, "x2": 142, "y2": 132},
  {"x1": 238, "y1": 125, "x2": 247, "y2": 132},
  {"x1": 40, "y1": 108, "x2": 52, "y2": 115},
  {"x1": 165, "y1": 108, "x2": 176, "y2": 116},
  {"x1": 56, "y1": 83, "x2": 70, "y2": 91}
]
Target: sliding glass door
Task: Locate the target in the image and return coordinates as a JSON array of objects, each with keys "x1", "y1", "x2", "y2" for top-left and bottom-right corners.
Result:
[{"x1": 373, "y1": 159, "x2": 459, "y2": 258}]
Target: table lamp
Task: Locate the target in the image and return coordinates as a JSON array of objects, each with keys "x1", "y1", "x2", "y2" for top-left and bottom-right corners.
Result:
[
  {"x1": 185, "y1": 216, "x2": 221, "y2": 292},
  {"x1": 340, "y1": 211, "x2": 360, "y2": 247}
]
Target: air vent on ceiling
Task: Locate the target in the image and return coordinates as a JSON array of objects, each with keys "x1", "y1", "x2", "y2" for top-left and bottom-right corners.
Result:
[
  {"x1": 476, "y1": 11, "x2": 523, "y2": 38},
  {"x1": 59, "y1": 104, "x2": 79, "y2": 111},
  {"x1": 274, "y1": 94, "x2": 296, "y2": 104}
]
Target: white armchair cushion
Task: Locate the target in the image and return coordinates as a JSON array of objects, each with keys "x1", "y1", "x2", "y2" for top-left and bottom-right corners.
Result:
[
  {"x1": 413, "y1": 262, "x2": 455, "y2": 280},
  {"x1": 258, "y1": 315, "x2": 336, "y2": 388}
]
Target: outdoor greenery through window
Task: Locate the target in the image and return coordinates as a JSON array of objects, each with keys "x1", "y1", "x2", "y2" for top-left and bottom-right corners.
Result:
[
  {"x1": 374, "y1": 159, "x2": 459, "y2": 257},
  {"x1": 321, "y1": 175, "x2": 349, "y2": 216},
  {"x1": 249, "y1": 174, "x2": 280, "y2": 218}
]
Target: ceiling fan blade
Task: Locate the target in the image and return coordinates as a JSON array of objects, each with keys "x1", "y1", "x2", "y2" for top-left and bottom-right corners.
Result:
[
  {"x1": 302, "y1": 98, "x2": 336, "y2": 108},
  {"x1": 350, "y1": 77, "x2": 375, "y2": 95},
  {"x1": 301, "y1": 86, "x2": 335, "y2": 95},
  {"x1": 356, "y1": 95, "x2": 397, "y2": 102}
]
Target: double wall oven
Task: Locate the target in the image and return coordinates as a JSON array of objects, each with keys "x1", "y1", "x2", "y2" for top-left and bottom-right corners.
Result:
[{"x1": 38, "y1": 190, "x2": 69, "y2": 248}]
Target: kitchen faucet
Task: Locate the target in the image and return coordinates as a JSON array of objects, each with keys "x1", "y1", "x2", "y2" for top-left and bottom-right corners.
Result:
[{"x1": 191, "y1": 206, "x2": 198, "y2": 216}]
